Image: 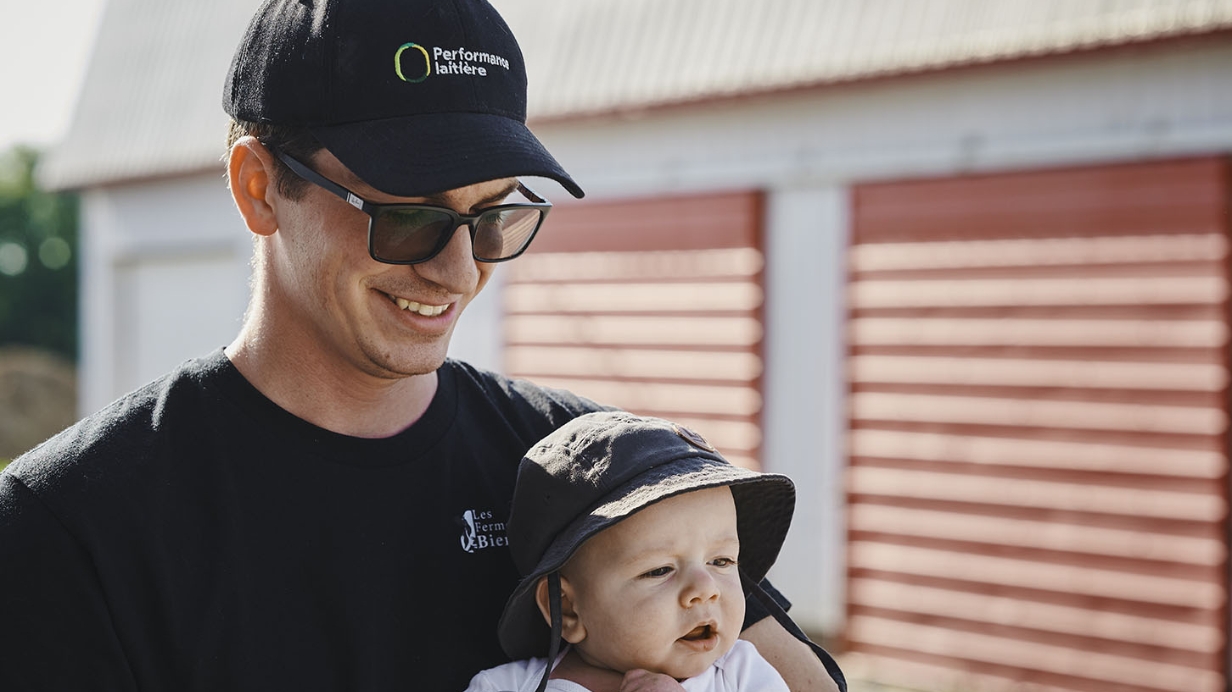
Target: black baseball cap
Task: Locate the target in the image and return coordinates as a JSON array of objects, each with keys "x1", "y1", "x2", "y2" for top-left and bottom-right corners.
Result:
[
  {"x1": 497, "y1": 411, "x2": 796, "y2": 660},
  {"x1": 223, "y1": 0, "x2": 584, "y2": 199}
]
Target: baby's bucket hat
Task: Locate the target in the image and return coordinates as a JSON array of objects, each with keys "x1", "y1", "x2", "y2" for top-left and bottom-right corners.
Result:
[{"x1": 497, "y1": 410, "x2": 796, "y2": 661}]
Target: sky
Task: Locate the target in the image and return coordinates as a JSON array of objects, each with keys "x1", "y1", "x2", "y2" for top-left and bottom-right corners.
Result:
[{"x1": 1, "y1": 0, "x2": 108, "y2": 153}]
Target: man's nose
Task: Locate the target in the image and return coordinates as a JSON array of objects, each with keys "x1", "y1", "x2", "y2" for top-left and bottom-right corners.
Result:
[{"x1": 414, "y1": 220, "x2": 480, "y2": 290}]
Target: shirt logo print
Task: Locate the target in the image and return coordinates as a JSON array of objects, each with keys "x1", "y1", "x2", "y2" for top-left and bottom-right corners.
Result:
[{"x1": 459, "y1": 509, "x2": 509, "y2": 553}]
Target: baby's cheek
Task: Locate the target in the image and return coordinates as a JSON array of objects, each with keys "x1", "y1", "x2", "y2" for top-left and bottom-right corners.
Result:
[{"x1": 725, "y1": 578, "x2": 746, "y2": 622}]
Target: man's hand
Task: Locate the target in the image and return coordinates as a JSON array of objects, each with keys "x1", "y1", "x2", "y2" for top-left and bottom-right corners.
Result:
[{"x1": 620, "y1": 669, "x2": 687, "y2": 692}]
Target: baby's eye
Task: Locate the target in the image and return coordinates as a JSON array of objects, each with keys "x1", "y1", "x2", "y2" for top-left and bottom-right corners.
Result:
[
  {"x1": 641, "y1": 566, "x2": 673, "y2": 578},
  {"x1": 711, "y1": 557, "x2": 738, "y2": 568}
]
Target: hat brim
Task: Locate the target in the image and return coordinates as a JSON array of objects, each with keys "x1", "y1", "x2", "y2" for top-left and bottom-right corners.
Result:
[
  {"x1": 497, "y1": 457, "x2": 795, "y2": 661},
  {"x1": 310, "y1": 112, "x2": 585, "y2": 199}
]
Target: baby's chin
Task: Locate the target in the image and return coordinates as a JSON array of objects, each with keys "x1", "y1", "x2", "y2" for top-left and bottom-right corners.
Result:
[{"x1": 656, "y1": 638, "x2": 736, "y2": 680}]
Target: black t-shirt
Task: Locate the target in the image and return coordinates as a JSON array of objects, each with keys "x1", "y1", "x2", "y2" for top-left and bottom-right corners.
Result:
[{"x1": 0, "y1": 351, "x2": 606, "y2": 691}]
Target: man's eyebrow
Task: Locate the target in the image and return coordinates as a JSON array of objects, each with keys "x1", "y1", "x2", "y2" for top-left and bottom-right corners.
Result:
[{"x1": 423, "y1": 181, "x2": 521, "y2": 212}]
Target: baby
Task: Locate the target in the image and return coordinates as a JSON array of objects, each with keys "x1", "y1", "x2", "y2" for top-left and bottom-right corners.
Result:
[{"x1": 465, "y1": 410, "x2": 798, "y2": 692}]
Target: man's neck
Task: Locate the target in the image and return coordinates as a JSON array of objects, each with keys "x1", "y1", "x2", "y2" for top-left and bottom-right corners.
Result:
[{"x1": 223, "y1": 331, "x2": 440, "y2": 439}]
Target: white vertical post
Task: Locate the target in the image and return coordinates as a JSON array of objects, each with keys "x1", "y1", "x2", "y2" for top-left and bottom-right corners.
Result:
[{"x1": 762, "y1": 183, "x2": 849, "y2": 636}]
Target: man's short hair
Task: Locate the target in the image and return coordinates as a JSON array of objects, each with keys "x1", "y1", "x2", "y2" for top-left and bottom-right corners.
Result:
[{"x1": 224, "y1": 119, "x2": 322, "y2": 200}]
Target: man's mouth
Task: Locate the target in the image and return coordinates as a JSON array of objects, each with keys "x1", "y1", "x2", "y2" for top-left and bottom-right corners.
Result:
[{"x1": 386, "y1": 292, "x2": 448, "y2": 317}]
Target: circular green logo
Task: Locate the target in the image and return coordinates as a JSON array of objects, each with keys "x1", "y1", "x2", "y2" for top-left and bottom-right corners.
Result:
[{"x1": 394, "y1": 43, "x2": 431, "y2": 83}]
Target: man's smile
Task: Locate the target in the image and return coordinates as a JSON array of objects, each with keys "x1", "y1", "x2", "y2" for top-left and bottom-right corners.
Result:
[{"x1": 384, "y1": 291, "x2": 449, "y2": 317}]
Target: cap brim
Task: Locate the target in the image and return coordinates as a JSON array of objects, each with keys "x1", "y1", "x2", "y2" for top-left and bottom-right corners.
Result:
[
  {"x1": 310, "y1": 112, "x2": 585, "y2": 199},
  {"x1": 497, "y1": 458, "x2": 795, "y2": 661}
]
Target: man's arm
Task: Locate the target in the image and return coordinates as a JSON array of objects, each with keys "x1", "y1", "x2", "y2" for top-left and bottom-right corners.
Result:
[
  {"x1": 741, "y1": 617, "x2": 841, "y2": 692},
  {"x1": 0, "y1": 472, "x2": 137, "y2": 691}
]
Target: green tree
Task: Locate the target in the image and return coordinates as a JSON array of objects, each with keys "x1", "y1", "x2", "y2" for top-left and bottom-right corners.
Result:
[{"x1": 0, "y1": 146, "x2": 78, "y2": 360}]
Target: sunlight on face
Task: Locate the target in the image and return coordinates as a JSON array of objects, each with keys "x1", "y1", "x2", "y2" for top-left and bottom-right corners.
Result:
[
  {"x1": 561, "y1": 486, "x2": 746, "y2": 680},
  {"x1": 265, "y1": 146, "x2": 515, "y2": 380}
]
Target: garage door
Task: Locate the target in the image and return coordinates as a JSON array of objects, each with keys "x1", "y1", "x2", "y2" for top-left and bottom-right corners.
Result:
[
  {"x1": 503, "y1": 191, "x2": 765, "y2": 469},
  {"x1": 845, "y1": 158, "x2": 1230, "y2": 692}
]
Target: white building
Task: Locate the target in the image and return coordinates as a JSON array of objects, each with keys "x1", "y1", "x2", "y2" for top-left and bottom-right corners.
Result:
[{"x1": 42, "y1": 2, "x2": 1232, "y2": 690}]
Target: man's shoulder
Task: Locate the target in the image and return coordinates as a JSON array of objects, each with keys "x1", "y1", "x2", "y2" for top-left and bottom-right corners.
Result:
[
  {"x1": 5, "y1": 351, "x2": 228, "y2": 504},
  {"x1": 445, "y1": 358, "x2": 615, "y2": 438}
]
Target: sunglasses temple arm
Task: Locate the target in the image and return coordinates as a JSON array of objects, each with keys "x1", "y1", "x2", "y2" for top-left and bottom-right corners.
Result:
[
  {"x1": 270, "y1": 147, "x2": 378, "y2": 215},
  {"x1": 517, "y1": 181, "x2": 548, "y2": 205}
]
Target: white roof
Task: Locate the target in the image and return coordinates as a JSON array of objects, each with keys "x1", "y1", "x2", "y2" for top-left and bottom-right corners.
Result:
[
  {"x1": 509, "y1": 0, "x2": 1232, "y2": 118},
  {"x1": 40, "y1": 0, "x2": 262, "y2": 190},
  {"x1": 40, "y1": 0, "x2": 1232, "y2": 189}
]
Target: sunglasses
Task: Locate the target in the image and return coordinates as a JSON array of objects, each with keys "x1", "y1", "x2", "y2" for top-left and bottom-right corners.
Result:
[{"x1": 268, "y1": 147, "x2": 552, "y2": 265}]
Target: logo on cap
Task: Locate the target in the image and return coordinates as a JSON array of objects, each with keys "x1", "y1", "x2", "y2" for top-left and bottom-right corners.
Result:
[
  {"x1": 673, "y1": 424, "x2": 716, "y2": 452},
  {"x1": 394, "y1": 43, "x2": 431, "y2": 83},
  {"x1": 394, "y1": 41, "x2": 511, "y2": 83}
]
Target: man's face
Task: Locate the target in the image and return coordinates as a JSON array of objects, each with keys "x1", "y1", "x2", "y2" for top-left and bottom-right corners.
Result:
[
  {"x1": 263, "y1": 148, "x2": 513, "y2": 379},
  {"x1": 560, "y1": 486, "x2": 746, "y2": 680}
]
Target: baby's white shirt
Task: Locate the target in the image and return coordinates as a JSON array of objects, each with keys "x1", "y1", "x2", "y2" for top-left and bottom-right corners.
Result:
[{"x1": 462, "y1": 639, "x2": 789, "y2": 692}]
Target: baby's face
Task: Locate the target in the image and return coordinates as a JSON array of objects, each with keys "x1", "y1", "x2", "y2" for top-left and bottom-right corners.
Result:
[{"x1": 561, "y1": 486, "x2": 745, "y2": 680}]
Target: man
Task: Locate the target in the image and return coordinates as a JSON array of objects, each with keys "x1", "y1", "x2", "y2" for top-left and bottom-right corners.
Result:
[{"x1": 0, "y1": 1, "x2": 844, "y2": 690}]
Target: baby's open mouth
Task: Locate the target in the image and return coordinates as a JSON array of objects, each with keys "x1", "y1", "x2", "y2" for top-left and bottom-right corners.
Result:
[{"x1": 681, "y1": 624, "x2": 714, "y2": 641}]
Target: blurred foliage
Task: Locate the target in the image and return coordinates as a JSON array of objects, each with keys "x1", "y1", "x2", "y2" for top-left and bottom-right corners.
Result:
[{"x1": 0, "y1": 146, "x2": 78, "y2": 360}]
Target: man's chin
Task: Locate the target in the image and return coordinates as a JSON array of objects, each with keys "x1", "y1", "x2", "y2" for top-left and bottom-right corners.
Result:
[
  {"x1": 357, "y1": 347, "x2": 449, "y2": 381},
  {"x1": 384, "y1": 358, "x2": 447, "y2": 379}
]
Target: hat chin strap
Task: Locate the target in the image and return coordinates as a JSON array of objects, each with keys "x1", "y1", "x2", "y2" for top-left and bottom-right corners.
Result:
[{"x1": 536, "y1": 571, "x2": 564, "y2": 692}]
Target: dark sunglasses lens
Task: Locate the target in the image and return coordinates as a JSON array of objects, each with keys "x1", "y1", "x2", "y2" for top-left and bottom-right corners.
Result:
[
  {"x1": 371, "y1": 208, "x2": 456, "y2": 262},
  {"x1": 472, "y1": 208, "x2": 544, "y2": 261}
]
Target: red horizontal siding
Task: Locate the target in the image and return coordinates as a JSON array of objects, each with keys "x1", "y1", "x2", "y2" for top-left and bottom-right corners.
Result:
[
  {"x1": 846, "y1": 158, "x2": 1231, "y2": 692},
  {"x1": 505, "y1": 191, "x2": 766, "y2": 470}
]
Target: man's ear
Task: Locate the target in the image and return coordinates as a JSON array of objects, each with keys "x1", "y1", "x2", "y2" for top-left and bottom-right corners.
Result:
[
  {"x1": 227, "y1": 136, "x2": 280, "y2": 238},
  {"x1": 535, "y1": 574, "x2": 586, "y2": 645}
]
